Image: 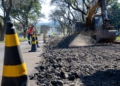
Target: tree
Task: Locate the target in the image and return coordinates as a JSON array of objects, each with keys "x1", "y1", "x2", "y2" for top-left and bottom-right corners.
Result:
[
  {"x1": 50, "y1": 1, "x2": 77, "y2": 35},
  {"x1": 109, "y1": 1, "x2": 120, "y2": 30},
  {"x1": 0, "y1": 0, "x2": 13, "y2": 41},
  {"x1": 0, "y1": 0, "x2": 43, "y2": 40},
  {"x1": 51, "y1": 0, "x2": 117, "y2": 21},
  {"x1": 11, "y1": 0, "x2": 41, "y2": 38},
  {"x1": 50, "y1": 0, "x2": 118, "y2": 36}
]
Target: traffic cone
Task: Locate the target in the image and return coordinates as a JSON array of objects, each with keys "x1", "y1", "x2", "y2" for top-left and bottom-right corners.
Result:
[
  {"x1": 1, "y1": 21, "x2": 28, "y2": 86},
  {"x1": 35, "y1": 34, "x2": 40, "y2": 48},
  {"x1": 29, "y1": 33, "x2": 37, "y2": 52}
]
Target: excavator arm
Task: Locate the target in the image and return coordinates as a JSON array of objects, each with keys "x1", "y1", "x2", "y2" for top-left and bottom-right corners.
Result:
[
  {"x1": 86, "y1": 0, "x2": 109, "y2": 26},
  {"x1": 87, "y1": 0, "x2": 99, "y2": 26}
]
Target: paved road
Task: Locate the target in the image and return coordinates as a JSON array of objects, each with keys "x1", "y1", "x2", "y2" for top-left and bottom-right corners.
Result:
[
  {"x1": 0, "y1": 42, "x2": 30, "y2": 59},
  {"x1": 0, "y1": 35, "x2": 45, "y2": 86},
  {"x1": 0, "y1": 35, "x2": 44, "y2": 59},
  {"x1": 0, "y1": 44, "x2": 4, "y2": 60}
]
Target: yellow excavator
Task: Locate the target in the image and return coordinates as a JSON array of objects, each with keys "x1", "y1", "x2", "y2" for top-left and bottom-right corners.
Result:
[{"x1": 74, "y1": 0, "x2": 116, "y2": 43}]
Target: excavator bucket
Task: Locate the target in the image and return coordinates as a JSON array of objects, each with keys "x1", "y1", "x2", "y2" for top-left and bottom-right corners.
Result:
[{"x1": 96, "y1": 27, "x2": 116, "y2": 43}]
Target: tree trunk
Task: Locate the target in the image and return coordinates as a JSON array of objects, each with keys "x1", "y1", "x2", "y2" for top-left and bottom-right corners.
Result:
[
  {"x1": 82, "y1": 13, "x2": 85, "y2": 21},
  {"x1": 0, "y1": 28, "x2": 5, "y2": 41},
  {"x1": 22, "y1": 17, "x2": 29, "y2": 38},
  {"x1": 0, "y1": 29, "x2": 5, "y2": 41},
  {"x1": 0, "y1": 17, "x2": 11, "y2": 41},
  {"x1": 63, "y1": 27, "x2": 66, "y2": 36},
  {"x1": 82, "y1": 0, "x2": 85, "y2": 21},
  {"x1": 70, "y1": 27, "x2": 72, "y2": 35},
  {"x1": 4, "y1": 17, "x2": 10, "y2": 27},
  {"x1": 23, "y1": 25, "x2": 27, "y2": 38},
  {"x1": 0, "y1": 19, "x2": 4, "y2": 41}
]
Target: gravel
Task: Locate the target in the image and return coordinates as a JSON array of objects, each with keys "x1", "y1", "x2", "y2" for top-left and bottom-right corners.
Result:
[{"x1": 30, "y1": 35, "x2": 120, "y2": 86}]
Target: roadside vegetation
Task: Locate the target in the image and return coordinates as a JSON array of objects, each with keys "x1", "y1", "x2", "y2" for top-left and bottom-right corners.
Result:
[
  {"x1": 116, "y1": 36, "x2": 120, "y2": 41},
  {"x1": 19, "y1": 37, "x2": 28, "y2": 42}
]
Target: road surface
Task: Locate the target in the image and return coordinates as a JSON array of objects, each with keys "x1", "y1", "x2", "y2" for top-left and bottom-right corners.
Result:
[{"x1": 0, "y1": 37, "x2": 44, "y2": 86}]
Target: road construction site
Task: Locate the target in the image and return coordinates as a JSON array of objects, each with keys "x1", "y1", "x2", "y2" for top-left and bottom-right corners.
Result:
[
  {"x1": 0, "y1": 22, "x2": 120, "y2": 86},
  {"x1": 27, "y1": 34, "x2": 120, "y2": 86},
  {"x1": 0, "y1": 32, "x2": 120, "y2": 86},
  {"x1": 0, "y1": 0, "x2": 120, "y2": 86},
  {"x1": 0, "y1": 33, "x2": 120, "y2": 86}
]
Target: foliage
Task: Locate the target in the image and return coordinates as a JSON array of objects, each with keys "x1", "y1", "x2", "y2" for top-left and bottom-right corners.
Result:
[
  {"x1": 50, "y1": 0, "x2": 118, "y2": 36},
  {"x1": 109, "y1": 1, "x2": 120, "y2": 30},
  {"x1": 11, "y1": 0, "x2": 41, "y2": 27},
  {"x1": 0, "y1": 0, "x2": 43, "y2": 40},
  {"x1": 116, "y1": 36, "x2": 120, "y2": 40},
  {"x1": 19, "y1": 37, "x2": 28, "y2": 42},
  {"x1": 0, "y1": 18, "x2": 4, "y2": 26},
  {"x1": 28, "y1": 0, "x2": 42, "y2": 23},
  {"x1": 0, "y1": 40, "x2": 4, "y2": 43},
  {"x1": 56, "y1": 25, "x2": 63, "y2": 33}
]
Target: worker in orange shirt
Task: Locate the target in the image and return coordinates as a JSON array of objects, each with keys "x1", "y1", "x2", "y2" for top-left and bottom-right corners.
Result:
[{"x1": 27, "y1": 24, "x2": 34, "y2": 44}]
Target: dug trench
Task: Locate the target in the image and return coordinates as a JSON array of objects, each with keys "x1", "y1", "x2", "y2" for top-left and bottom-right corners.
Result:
[{"x1": 29, "y1": 34, "x2": 120, "y2": 86}]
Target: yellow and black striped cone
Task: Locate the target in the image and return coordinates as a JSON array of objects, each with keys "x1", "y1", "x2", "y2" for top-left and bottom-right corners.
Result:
[
  {"x1": 29, "y1": 34, "x2": 37, "y2": 52},
  {"x1": 35, "y1": 34, "x2": 40, "y2": 48},
  {"x1": 1, "y1": 21, "x2": 28, "y2": 86}
]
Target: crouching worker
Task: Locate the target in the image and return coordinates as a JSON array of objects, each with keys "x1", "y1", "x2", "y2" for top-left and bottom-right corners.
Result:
[{"x1": 27, "y1": 24, "x2": 34, "y2": 45}]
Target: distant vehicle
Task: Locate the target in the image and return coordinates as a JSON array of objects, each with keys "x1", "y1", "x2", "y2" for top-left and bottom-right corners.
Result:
[{"x1": 116, "y1": 30, "x2": 119, "y2": 36}]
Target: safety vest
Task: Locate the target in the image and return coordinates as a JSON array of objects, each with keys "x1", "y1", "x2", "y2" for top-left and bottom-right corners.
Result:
[{"x1": 27, "y1": 27, "x2": 34, "y2": 35}]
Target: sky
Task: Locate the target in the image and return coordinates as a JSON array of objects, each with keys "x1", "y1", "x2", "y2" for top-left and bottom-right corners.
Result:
[{"x1": 40, "y1": 0, "x2": 55, "y2": 23}]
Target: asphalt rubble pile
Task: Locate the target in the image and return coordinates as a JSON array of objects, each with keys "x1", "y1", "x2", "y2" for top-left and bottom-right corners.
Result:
[
  {"x1": 29, "y1": 35, "x2": 120, "y2": 86},
  {"x1": 46, "y1": 34, "x2": 96, "y2": 49}
]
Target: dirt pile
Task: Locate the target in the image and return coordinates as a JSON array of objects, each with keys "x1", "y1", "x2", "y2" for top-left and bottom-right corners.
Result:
[
  {"x1": 30, "y1": 38, "x2": 120, "y2": 86},
  {"x1": 46, "y1": 34, "x2": 96, "y2": 49},
  {"x1": 69, "y1": 34, "x2": 96, "y2": 47}
]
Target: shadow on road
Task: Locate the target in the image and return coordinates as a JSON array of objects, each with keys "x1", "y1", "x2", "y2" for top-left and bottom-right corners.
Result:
[
  {"x1": 80, "y1": 69, "x2": 120, "y2": 86},
  {"x1": 22, "y1": 50, "x2": 40, "y2": 53}
]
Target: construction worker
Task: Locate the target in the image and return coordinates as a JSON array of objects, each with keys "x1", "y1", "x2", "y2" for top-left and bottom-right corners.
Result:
[
  {"x1": 43, "y1": 34, "x2": 46, "y2": 43},
  {"x1": 27, "y1": 24, "x2": 34, "y2": 45}
]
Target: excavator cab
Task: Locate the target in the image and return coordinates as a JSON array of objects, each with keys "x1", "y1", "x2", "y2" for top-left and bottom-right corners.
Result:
[{"x1": 92, "y1": 15, "x2": 103, "y2": 27}]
